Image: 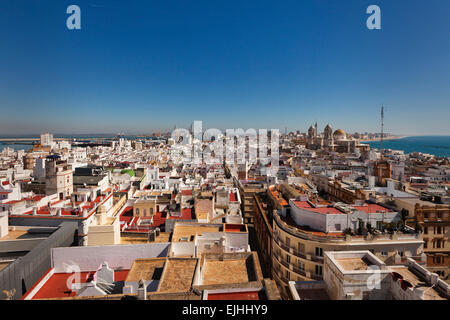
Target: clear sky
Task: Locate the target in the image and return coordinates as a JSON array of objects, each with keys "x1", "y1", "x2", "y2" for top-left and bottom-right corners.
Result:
[{"x1": 1, "y1": 0, "x2": 450, "y2": 135}]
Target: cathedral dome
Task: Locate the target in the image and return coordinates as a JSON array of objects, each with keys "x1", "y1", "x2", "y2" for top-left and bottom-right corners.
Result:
[{"x1": 333, "y1": 129, "x2": 346, "y2": 140}]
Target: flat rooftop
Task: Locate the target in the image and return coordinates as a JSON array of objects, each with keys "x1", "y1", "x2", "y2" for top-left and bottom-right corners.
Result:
[
  {"x1": 31, "y1": 270, "x2": 130, "y2": 300},
  {"x1": 194, "y1": 198, "x2": 213, "y2": 220},
  {"x1": 201, "y1": 259, "x2": 250, "y2": 285},
  {"x1": 393, "y1": 267, "x2": 447, "y2": 300},
  {"x1": 120, "y1": 232, "x2": 171, "y2": 244},
  {"x1": 336, "y1": 257, "x2": 371, "y2": 271},
  {"x1": 0, "y1": 227, "x2": 55, "y2": 241},
  {"x1": 157, "y1": 258, "x2": 197, "y2": 293},
  {"x1": 172, "y1": 224, "x2": 221, "y2": 242},
  {"x1": 296, "y1": 288, "x2": 330, "y2": 300},
  {"x1": 125, "y1": 258, "x2": 165, "y2": 283}
]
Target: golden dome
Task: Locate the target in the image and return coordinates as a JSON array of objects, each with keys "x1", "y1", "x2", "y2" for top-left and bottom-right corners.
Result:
[
  {"x1": 333, "y1": 129, "x2": 346, "y2": 136},
  {"x1": 333, "y1": 129, "x2": 346, "y2": 141}
]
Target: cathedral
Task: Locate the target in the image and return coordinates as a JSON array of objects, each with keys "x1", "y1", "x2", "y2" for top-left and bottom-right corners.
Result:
[{"x1": 306, "y1": 123, "x2": 368, "y2": 153}]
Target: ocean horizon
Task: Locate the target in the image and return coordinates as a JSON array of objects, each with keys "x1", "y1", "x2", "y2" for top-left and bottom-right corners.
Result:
[
  {"x1": 362, "y1": 135, "x2": 450, "y2": 158},
  {"x1": 1, "y1": 134, "x2": 450, "y2": 158}
]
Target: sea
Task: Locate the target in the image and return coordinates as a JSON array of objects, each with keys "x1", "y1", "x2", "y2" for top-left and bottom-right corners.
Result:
[
  {"x1": 1, "y1": 134, "x2": 450, "y2": 158},
  {"x1": 0, "y1": 134, "x2": 159, "y2": 152},
  {"x1": 362, "y1": 136, "x2": 450, "y2": 158}
]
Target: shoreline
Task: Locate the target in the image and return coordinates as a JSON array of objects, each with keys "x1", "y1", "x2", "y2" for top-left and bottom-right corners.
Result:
[{"x1": 359, "y1": 135, "x2": 409, "y2": 143}]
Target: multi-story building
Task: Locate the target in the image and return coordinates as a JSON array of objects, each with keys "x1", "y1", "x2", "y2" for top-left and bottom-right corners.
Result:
[
  {"x1": 289, "y1": 250, "x2": 449, "y2": 300},
  {"x1": 254, "y1": 194, "x2": 273, "y2": 278},
  {"x1": 397, "y1": 198, "x2": 450, "y2": 280},
  {"x1": 45, "y1": 155, "x2": 73, "y2": 199},
  {"x1": 271, "y1": 198, "x2": 425, "y2": 298},
  {"x1": 40, "y1": 132, "x2": 54, "y2": 147},
  {"x1": 237, "y1": 180, "x2": 266, "y2": 225}
]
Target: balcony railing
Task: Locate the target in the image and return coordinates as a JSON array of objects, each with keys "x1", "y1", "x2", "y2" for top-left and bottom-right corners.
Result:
[
  {"x1": 273, "y1": 250, "x2": 308, "y2": 278},
  {"x1": 310, "y1": 255, "x2": 324, "y2": 263},
  {"x1": 310, "y1": 273, "x2": 323, "y2": 281},
  {"x1": 292, "y1": 265, "x2": 306, "y2": 277},
  {"x1": 273, "y1": 237, "x2": 323, "y2": 264}
]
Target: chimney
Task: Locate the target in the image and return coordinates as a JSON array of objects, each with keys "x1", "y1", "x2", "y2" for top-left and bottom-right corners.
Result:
[
  {"x1": 137, "y1": 279, "x2": 147, "y2": 300},
  {"x1": 32, "y1": 207, "x2": 37, "y2": 215},
  {"x1": 82, "y1": 209, "x2": 88, "y2": 217},
  {"x1": 57, "y1": 208, "x2": 62, "y2": 216}
]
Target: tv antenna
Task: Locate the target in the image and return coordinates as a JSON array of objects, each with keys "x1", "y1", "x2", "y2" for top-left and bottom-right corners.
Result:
[{"x1": 380, "y1": 105, "x2": 384, "y2": 160}]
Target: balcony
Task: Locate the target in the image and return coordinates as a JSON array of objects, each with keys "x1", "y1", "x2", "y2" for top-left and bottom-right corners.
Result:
[
  {"x1": 273, "y1": 250, "x2": 307, "y2": 278},
  {"x1": 310, "y1": 255, "x2": 324, "y2": 263},
  {"x1": 274, "y1": 236, "x2": 325, "y2": 263},
  {"x1": 292, "y1": 265, "x2": 306, "y2": 277},
  {"x1": 310, "y1": 273, "x2": 323, "y2": 281}
]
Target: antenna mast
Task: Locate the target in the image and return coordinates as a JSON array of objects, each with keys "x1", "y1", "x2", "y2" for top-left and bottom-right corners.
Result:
[{"x1": 380, "y1": 105, "x2": 384, "y2": 160}]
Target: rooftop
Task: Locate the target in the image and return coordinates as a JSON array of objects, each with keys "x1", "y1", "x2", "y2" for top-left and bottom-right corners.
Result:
[
  {"x1": 125, "y1": 258, "x2": 165, "y2": 283},
  {"x1": 201, "y1": 259, "x2": 250, "y2": 285},
  {"x1": 392, "y1": 267, "x2": 447, "y2": 300},
  {"x1": 172, "y1": 223, "x2": 221, "y2": 242},
  {"x1": 335, "y1": 257, "x2": 371, "y2": 271},
  {"x1": 0, "y1": 227, "x2": 56, "y2": 241},
  {"x1": 30, "y1": 269, "x2": 130, "y2": 300},
  {"x1": 157, "y1": 258, "x2": 198, "y2": 293}
]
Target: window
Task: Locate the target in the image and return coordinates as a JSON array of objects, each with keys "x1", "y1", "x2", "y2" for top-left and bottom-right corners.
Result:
[
  {"x1": 315, "y1": 265, "x2": 323, "y2": 276},
  {"x1": 150, "y1": 208, "x2": 154, "y2": 215},
  {"x1": 143, "y1": 209, "x2": 147, "y2": 216},
  {"x1": 398, "y1": 251, "x2": 404, "y2": 257},
  {"x1": 424, "y1": 227, "x2": 428, "y2": 234},
  {"x1": 298, "y1": 243, "x2": 305, "y2": 253},
  {"x1": 136, "y1": 208, "x2": 140, "y2": 216},
  {"x1": 315, "y1": 247, "x2": 323, "y2": 257},
  {"x1": 376, "y1": 221, "x2": 383, "y2": 230},
  {"x1": 435, "y1": 256, "x2": 441, "y2": 264},
  {"x1": 381, "y1": 251, "x2": 388, "y2": 257},
  {"x1": 298, "y1": 261, "x2": 305, "y2": 271},
  {"x1": 436, "y1": 227, "x2": 442, "y2": 234},
  {"x1": 335, "y1": 224, "x2": 341, "y2": 231},
  {"x1": 286, "y1": 270, "x2": 290, "y2": 280},
  {"x1": 286, "y1": 254, "x2": 291, "y2": 264},
  {"x1": 436, "y1": 239, "x2": 442, "y2": 249},
  {"x1": 424, "y1": 240, "x2": 428, "y2": 249}
]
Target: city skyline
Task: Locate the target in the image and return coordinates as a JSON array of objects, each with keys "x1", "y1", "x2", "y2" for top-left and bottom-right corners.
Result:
[{"x1": 1, "y1": 0, "x2": 450, "y2": 135}]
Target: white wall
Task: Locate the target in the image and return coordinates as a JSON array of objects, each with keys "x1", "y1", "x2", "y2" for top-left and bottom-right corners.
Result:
[
  {"x1": 171, "y1": 241, "x2": 195, "y2": 257},
  {"x1": 0, "y1": 214, "x2": 8, "y2": 238},
  {"x1": 52, "y1": 243, "x2": 170, "y2": 272}
]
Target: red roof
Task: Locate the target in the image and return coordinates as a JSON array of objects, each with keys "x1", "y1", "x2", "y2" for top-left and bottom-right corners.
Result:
[
  {"x1": 24, "y1": 195, "x2": 46, "y2": 202},
  {"x1": 310, "y1": 207, "x2": 342, "y2": 214},
  {"x1": 224, "y1": 223, "x2": 246, "y2": 232},
  {"x1": 229, "y1": 191, "x2": 237, "y2": 202},
  {"x1": 2, "y1": 181, "x2": 10, "y2": 186},
  {"x1": 292, "y1": 201, "x2": 342, "y2": 214},
  {"x1": 167, "y1": 207, "x2": 194, "y2": 220},
  {"x1": 353, "y1": 204, "x2": 389, "y2": 214},
  {"x1": 181, "y1": 189, "x2": 193, "y2": 196},
  {"x1": 208, "y1": 291, "x2": 260, "y2": 300},
  {"x1": 4, "y1": 200, "x2": 22, "y2": 204},
  {"x1": 30, "y1": 270, "x2": 129, "y2": 300},
  {"x1": 292, "y1": 201, "x2": 313, "y2": 208}
]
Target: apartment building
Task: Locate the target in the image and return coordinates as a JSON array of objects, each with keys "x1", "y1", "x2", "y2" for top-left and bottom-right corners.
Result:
[{"x1": 271, "y1": 199, "x2": 424, "y2": 298}]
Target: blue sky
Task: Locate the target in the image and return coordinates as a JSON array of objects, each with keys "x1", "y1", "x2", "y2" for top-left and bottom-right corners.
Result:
[{"x1": 1, "y1": 0, "x2": 450, "y2": 135}]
